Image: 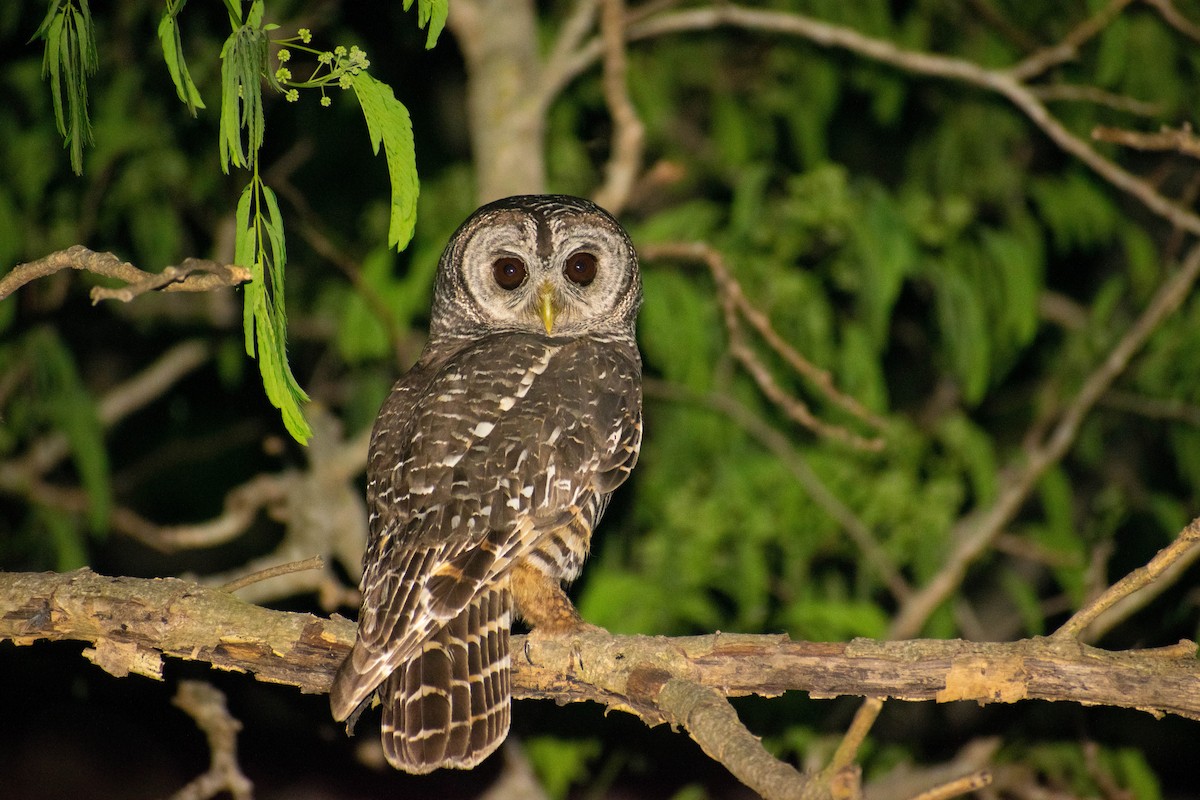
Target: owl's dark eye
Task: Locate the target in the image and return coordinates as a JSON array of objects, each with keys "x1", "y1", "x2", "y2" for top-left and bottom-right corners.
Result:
[
  {"x1": 492, "y1": 257, "x2": 527, "y2": 290},
  {"x1": 563, "y1": 252, "x2": 597, "y2": 286}
]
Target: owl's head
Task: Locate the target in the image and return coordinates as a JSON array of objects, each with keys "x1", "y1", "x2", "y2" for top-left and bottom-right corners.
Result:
[{"x1": 429, "y1": 195, "x2": 641, "y2": 340}]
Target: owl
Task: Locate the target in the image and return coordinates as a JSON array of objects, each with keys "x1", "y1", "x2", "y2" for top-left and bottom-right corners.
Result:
[{"x1": 329, "y1": 195, "x2": 643, "y2": 773}]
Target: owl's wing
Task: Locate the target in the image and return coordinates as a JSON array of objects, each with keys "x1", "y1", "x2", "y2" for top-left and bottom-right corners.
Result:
[{"x1": 330, "y1": 333, "x2": 641, "y2": 721}]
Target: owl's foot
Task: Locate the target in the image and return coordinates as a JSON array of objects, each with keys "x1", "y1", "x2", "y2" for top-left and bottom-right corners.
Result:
[
  {"x1": 511, "y1": 562, "x2": 602, "y2": 671},
  {"x1": 521, "y1": 623, "x2": 601, "y2": 674},
  {"x1": 510, "y1": 561, "x2": 590, "y2": 633}
]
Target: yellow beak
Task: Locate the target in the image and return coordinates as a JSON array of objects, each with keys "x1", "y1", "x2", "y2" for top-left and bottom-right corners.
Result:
[{"x1": 537, "y1": 282, "x2": 557, "y2": 334}]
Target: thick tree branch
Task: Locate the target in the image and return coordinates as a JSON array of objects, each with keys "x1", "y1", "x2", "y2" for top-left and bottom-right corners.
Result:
[
  {"x1": 4, "y1": 569, "x2": 1199, "y2": 723},
  {"x1": 448, "y1": 0, "x2": 548, "y2": 202}
]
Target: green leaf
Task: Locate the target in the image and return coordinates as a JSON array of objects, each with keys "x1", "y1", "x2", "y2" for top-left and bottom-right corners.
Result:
[
  {"x1": 1029, "y1": 171, "x2": 1119, "y2": 254},
  {"x1": 235, "y1": 181, "x2": 258, "y2": 354},
  {"x1": 403, "y1": 0, "x2": 448, "y2": 48},
  {"x1": 158, "y1": 0, "x2": 206, "y2": 115},
  {"x1": 1112, "y1": 748, "x2": 1162, "y2": 800},
  {"x1": 927, "y1": 254, "x2": 991, "y2": 404},
  {"x1": 34, "y1": 0, "x2": 97, "y2": 174},
  {"x1": 979, "y1": 225, "x2": 1042, "y2": 350},
  {"x1": 234, "y1": 177, "x2": 312, "y2": 443},
  {"x1": 639, "y1": 270, "x2": 721, "y2": 391},
  {"x1": 524, "y1": 736, "x2": 601, "y2": 800},
  {"x1": 221, "y1": 0, "x2": 242, "y2": 26},
  {"x1": 26, "y1": 328, "x2": 110, "y2": 534},
  {"x1": 851, "y1": 186, "x2": 917, "y2": 348},
  {"x1": 351, "y1": 72, "x2": 419, "y2": 251},
  {"x1": 37, "y1": 506, "x2": 89, "y2": 572},
  {"x1": 218, "y1": 11, "x2": 269, "y2": 172}
]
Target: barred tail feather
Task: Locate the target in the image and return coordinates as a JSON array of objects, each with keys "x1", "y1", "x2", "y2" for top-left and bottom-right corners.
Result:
[{"x1": 381, "y1": 587, "x2": 512, "y2": 773}]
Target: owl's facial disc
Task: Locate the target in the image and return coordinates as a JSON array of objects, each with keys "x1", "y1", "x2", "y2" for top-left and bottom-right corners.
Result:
[{"x1": 450, "y1": 207, "x2": 637, "y2": 338}]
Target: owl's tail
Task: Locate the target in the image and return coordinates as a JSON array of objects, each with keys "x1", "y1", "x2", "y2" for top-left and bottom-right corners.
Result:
[{"x1": 380, "y1": 586, "x2": 512, "y2": 773}]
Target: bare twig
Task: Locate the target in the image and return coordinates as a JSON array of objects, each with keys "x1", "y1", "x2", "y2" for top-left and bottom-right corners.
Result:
[
  {"x1": 643, "y1": 242, "x2": 887, "y2": 452},
  {"x1": 268, "y1": 165, "x2": 417, "y2": 370},
  {"x1": 543, "y1": 5, "x2": 1200, "y2": 238},
  {"x1": 9, "y1": 340, "x2": 210, "y2": 478},
  {"x1": 168, "y1": 681, "x2": 253, "y2": 800},
  {"x1": 1032, "y1": 84, "x2": 1163, "y2": 117},
  {"x1": 1143, "y1": 0, "x2": 1200, "y2": 43},
  {"x1": 889, "y1": 240, "x2": 1200, "y2": 638},
  {"x1": 1053, "y1": 517, "x2": 1200, "y2": 640},
  {"x1": 1099, "y1": 389, "x2": 1200, "y2": 427},
  {"x1": 966, "y1": 0, "x2": 1042, "y2": 51},
  {"x1": 1, "y1": 246, "x2": 250, "y2": 303},
  {"x1": 1093, "y1": 123, "x2": 1200, "y2": 159},
  {"x1": 1081, "y1": 547, "x2": 1200, "y2": 643},
  {"x1": 903, "y1": 770, "x2": 992, "y2": 800},
  {"x1": 133, "y1": 473, "x2": 290, "y2": 551},
  {"x1": 864, "y1": 739, "x2": 1000, "y2": 800},
  {"x1": 826, "y1": 697, "x2": 883, "y2": 777},
  {"x1": 1008, "y1": 0, "x2": 1135, "y2": 81},
  {"x1": 220, "y1": 555, "x2": 326, "y2": 594},
  {"x1": 540, "y1": 0, "x2": 601, "y2": 109},
  {"x1": 592, "y1": 0, "x2": 646, "y2": 215}
]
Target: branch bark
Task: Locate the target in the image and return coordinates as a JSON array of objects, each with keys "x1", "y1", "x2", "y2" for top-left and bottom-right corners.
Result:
[{"x1": 4, "y1": 569, "x2": 1199, "y2": 723}]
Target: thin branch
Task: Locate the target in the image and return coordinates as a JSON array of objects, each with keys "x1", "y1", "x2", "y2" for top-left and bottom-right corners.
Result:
[
  {"x1": 1099, "y1": 389, "x2": 1200, "y2": 427},
  {"x1": 903, "y1": 770, "x2": 992, "y2": 800},
  {"x1": 826, "y1": 698, "x2": 883, "y2": 776},
  {"x1": 268, "y1": 163, "x2": 416, "y2": 370},
  {"x1": 545, "y1": 5, "x2": 1200, "y2": 238},
  {"x1": 1142, "y1": 0, "x2": 1200, "y2": 43},
  {"x1": 127, "y1": 473, "x2": 289, "y2": 552},
  {"x1": 966, "y1": 0, "x2": 1043, "y2": 52},
  {"x1": 1, "y1": 246, "x2": 251, "y2": 303},
  {"x1": 167, "y1": 681, "x2": 253, "y2": 800},
  {"x1": 1093, "y1": 123, "x2": 1200, "y2": 159},
  {"x1": 540, "y1": 0, "x2": 601, "y2": 110},
  {"x1": 1053, "y1": 517, "x2": 1200, "y2": 640},
  {"x1": 643, "y1": 242, "x2": 887, "y2": 451},
  {"x1": 1081, "y1": 547, "x2": 1200, "y2": 643},
  {"x1": 1008, "y1": 0, "x2": 1135, "y2": 81},
  {"x1": 1032, "y1": 84, "x2": 1163, "y2": 117},
  {"x1": 220, "y1": 555, "x2": 326, "y2": 594},
  {"x1": 888, "y1": 240, "x2": 1200, "y2": 638},
  {"x1": 9, "y1": 340, "x2": 210, "y2": 478},
  {"x1": 864, "y1": 739, "x2": 1000, "y2": 800},
  {"x1": 591, "y1": 0, "x2": 646, "y2": 216}
]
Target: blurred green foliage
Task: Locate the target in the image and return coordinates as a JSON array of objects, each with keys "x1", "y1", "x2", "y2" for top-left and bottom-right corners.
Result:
[{"x1": 3, "y1": 0, "x2": 1200, "y2": 796}]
